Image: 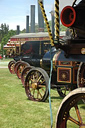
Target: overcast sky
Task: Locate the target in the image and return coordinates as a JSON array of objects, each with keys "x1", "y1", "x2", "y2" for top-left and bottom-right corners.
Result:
[{"x1": 0, "y1": 0, "x2": 74, "y2": 30}]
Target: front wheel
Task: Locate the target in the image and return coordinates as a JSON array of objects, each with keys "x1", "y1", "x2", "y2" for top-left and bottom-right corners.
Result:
[{"x1": 25, "y1": 67, "x2": 49, "y2": 102}]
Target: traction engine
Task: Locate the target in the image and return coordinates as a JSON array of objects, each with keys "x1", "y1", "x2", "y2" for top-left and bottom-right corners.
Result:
[{"x1": 55, "y1": 0, "x2": 85, "y2": 127}]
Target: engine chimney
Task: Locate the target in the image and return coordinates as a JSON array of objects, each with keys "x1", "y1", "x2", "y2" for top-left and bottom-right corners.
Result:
[
  {"x1": 16, "y1": 25, "x2": 20, "y2": 35},
  {"x1": 30, "y1": 5, "x2": 35, "y2": 33},
  {"x1": 50, "y1": 10, "x2": 55, "y2": 40},
  {"x1": 26, "y1": 15, "x2": 29, "y2": 33},
  {"x1": 38, "y1": 0, "x2": 44, "y2": 32}
]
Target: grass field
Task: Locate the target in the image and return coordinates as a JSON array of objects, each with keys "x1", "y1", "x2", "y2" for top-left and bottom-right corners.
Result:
[
  {"x1": 0, "y1": 59, "x2": 85, "y2": 128},
  {"x1": 0, "y1": 58, "x2": 12, "y2": 66}
]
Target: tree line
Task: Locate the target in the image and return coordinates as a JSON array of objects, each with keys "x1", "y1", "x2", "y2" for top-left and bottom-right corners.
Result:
[{"x1": 0, "y1": 23, "x2": 16, "y2": 56}]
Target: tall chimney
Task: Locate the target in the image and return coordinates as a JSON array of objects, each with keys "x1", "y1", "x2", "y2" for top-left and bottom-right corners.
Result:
[
  {"x1": 50, "y1": 10, "x2": 55, "y2": 40},
  {"x1": 26, "y1": 15, "x2": 29, "y2": 33},
  {"x1": 16, "y1": 25, "x2": 20, "y2": 35},
  {"x1": 30, "y1": 5, "x2": 35, "y2": 33},
  {"x1": 38, "y1": 0, "x2": 44, "y2": 32}
]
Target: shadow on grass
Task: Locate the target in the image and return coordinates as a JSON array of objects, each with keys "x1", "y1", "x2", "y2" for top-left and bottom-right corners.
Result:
[
  {"x1": 24, "y1": 93, "x2": 64, "y2": 103},
  {"x1": 25, "y1": 97, "x2": 50, "y2": 103},
  {"x1": 51, "y1": 96, "x2": 63, "y2": 100},
  {"x1": 81, "y1": 105, "x2": 85, "y2": 110}
]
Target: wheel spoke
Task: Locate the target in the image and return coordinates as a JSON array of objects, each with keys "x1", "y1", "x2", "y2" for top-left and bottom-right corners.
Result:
[
  {"x1": 38, "y1": 84, "x2": 46, "y2": 88},
  {"x1": 68, "y1": 115, "x2": 80, "y2": 126},
  {"x1": 30, "y1": 74, "x2": 35, "y2": 82},
  {"x1": 35, "y1": 71, "x2": 39, "y2": 79},
  {"x1": 30, "y1": 78, "x2": 34, "y2": 82},
  {"x1": 33, "y1": 89, "x2": 35, "y2": 96},
  {"x1": 41, "y1": 88, "x2": 45, "y2": 93},
  {"x1": 38, "y1": 90, "x2": 43, "y2": 98},
  {"x1": 37, "y1": 75, "x2": 42, "y2": 82},
  {"x1": 33, "y1": 74, "x2": 35, "y2": 81},
  {"x1": 21, "y1": 66, "x2": 23, "y2": 72},
  {"x1": 37, "y1": 90, "x2": 39, "y2": 99},
  {"x1": 40, "y1": 79, "x2": 45, "y2": 84},
  {"x1": 29, "y1": 88, "x2": 35, "y2": 95},
  {"x1": 75, "y1": 104, "x2": 83, "y2": 124}
]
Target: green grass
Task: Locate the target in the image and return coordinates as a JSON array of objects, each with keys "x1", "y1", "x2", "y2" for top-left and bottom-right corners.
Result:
[
  {"x1": 0, "y1": 58, "x2": 12, "y2": 66},
  {"x1": 0, "y1": 59, "x2": 85, "y2": 128},
  {"x1": 0, "y1": 67, "x2": 60, "y2": 128}
]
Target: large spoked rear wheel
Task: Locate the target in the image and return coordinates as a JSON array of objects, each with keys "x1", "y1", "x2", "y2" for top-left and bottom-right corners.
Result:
[
  {"x1": 14, "y1": 61, "x2": 22, "y2": 74},
  {"x1": 77, "y1": 62, "x2": 85, "y2": 103},
  {"x1": 56, "y1": 88, "x2": 85, "y2": 128},
  {"x1": 77, "y1": 62, "x2": 85, "y2": 88},
  {"x1": 8, "y1": 60, "x2": 16, "y2": 74},
  {"x1": 8, "y1": 60, "x2": 15, "y2": 70},
  {"x1": 25, "y1": 68, "x2": 49, "y2": 102},
  {"x1": 16, "y1": 62, "x2": 30, "y2": 79},
  {"x1": 21, "y1": 66, "x2": 35, "y2": 87}
]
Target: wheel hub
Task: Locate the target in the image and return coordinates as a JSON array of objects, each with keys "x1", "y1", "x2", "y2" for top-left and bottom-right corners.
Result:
[{"x1": 32, "y1": 83, "x2": 37, "y2": 89}]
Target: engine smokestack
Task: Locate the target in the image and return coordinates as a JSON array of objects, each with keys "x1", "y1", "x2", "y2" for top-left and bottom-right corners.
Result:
[
  {"x1": 26, "y1": 15, "x2": 29, "y2": 33},
  {"x1": 16, "y1": 25, "x2": 20, "y2": 35},
  {"x1": 38, "y1": 0, "x2": 44, "y2": 32},
  {"x1": 30, "y1": 5, "x2": 35, "y2": 33},
  {"x1": 50, "y1": 10, "x2": 55, "y2": 39}
]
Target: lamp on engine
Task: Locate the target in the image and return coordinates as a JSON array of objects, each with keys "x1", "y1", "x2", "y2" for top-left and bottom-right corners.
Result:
[{"x1": 61, "y1": 0, "x2": 85, "y2": 38}]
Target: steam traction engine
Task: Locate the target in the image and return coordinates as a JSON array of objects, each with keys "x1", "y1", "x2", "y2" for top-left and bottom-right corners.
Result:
[{"x1": 53, "y1": 0, "x2": 85, "y2": 127}]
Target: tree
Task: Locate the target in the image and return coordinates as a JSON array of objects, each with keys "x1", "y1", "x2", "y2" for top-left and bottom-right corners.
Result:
[
  {"x1": 0, "y1": 23, "x2": 9, "y2": 42},
  {"x1": 0, "y1": 29, "x2": 16, "y2": 57}
]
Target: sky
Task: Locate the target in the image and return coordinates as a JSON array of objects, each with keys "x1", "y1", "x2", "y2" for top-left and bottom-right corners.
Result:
[{"x1": 0, "y1": 0, "x2": 74, "y2": 30}]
